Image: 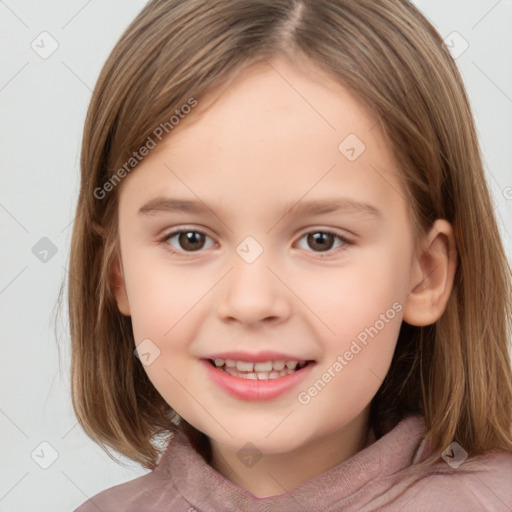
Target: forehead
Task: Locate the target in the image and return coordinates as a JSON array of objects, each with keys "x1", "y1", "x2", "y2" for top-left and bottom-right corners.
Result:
[
  {"x1": 118, "y1": 57, "x2": 407, "y2": 224},
  {"x1": 164, "y1": 58, "x2": 382, "y2": 157}
]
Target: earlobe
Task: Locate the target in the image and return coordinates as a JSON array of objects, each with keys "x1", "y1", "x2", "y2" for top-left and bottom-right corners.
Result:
[
  {"x1": 110, "y1": 255, "x2": 131, "y2": 316},
  {"x1": 403, "y1": 219, "x2": 457, "y2": 326}
]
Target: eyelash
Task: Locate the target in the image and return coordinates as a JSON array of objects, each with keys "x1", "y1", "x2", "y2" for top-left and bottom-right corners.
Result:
[{"x1": 160, "y1": 227, "x2": 353, "y2": 258}]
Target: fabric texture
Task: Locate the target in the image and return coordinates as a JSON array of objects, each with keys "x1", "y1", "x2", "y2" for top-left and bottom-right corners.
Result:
[{"x1": 75, "y1": 414, "x2": 512, "y2": 511}]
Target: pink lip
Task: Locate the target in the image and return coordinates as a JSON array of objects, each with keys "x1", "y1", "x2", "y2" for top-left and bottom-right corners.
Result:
[
  {"x1": 201, "y1": 359, "x2": 315, "y2": 401},
  {"x1": 203, "y1": 350, "x2": 310, "y2": 362}
]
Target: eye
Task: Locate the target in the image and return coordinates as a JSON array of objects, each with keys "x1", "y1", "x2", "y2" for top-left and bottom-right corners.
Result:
[
  {"x1": 296, "y1": 230, "x2": 352, "y2": 254},
  {"x1": 160, "y1": 228, "x2": 352, "y2": 257},
  {"x1": 162, "y1": 229, "x2": 216, "y2": 254}
]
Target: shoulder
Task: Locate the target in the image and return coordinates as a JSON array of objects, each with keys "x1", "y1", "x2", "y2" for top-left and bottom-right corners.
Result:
[
  {"x1": 389, "y1": 450, "x2": 512, "y2": 511},
  {"x1": 73, "y1": 469, "x2": 184, "y2": 512},
  {"x1": 74, "y1": 436, "x2": 190, "y2": 512}
]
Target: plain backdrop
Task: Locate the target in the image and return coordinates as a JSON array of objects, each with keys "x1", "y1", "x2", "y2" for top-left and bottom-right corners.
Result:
[{"x1": 1, "y1": 1, "x2": 511, "y2": 511}]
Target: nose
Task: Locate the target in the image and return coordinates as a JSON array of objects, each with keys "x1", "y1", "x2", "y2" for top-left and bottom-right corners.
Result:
[{"x1": 216, "y1": 254, "x2": 292, "y2": 327}]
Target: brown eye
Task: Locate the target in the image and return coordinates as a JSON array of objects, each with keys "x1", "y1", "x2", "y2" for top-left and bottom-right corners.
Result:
[
  {"x1": 306, "y1": 232, "x2": 336, "y2": 252},
  {"x1": 296, "y1": 230, "x2": 352, "y2": 254},
  {"x1": 177, "y1": 232, "x2": 206, "y2": 251},
  {"x1": 163, "y1": 230, "x2": 215, "y2": 253}
]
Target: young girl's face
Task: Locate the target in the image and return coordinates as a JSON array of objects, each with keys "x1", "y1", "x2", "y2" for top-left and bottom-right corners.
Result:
[{"x1": 113, "y1": 57, "x2": 422, "y2": 457}]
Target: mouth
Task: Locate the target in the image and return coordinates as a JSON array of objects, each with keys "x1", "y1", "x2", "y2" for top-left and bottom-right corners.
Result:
[
  {"x1": 208, "y1": 358, "x2": 312, "y2": 380},
  {"x1": 202, "y1": 354, "x2": 316, "y2": 401}
]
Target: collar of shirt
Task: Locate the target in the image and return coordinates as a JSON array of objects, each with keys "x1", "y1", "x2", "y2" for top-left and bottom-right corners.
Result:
[{"x1": 154, "y1": 414, "x2": 428, "y2": 511}]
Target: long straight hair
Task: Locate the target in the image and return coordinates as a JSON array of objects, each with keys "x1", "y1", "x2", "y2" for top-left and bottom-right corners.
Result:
[{"x1": 68, "y1": 0, "x2": 512, "y2": 470}]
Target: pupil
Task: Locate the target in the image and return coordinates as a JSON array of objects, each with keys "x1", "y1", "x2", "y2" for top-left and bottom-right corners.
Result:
[
  {"x1": 180, "y1": 232, "x2": 204, "y2": 251},
  {"x1": 308, "y1": 232, "x2": 333, "y2": 252}
]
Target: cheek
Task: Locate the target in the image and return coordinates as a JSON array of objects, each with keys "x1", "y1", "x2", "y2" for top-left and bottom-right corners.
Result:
[
  {"x1": 297, "y1": 306, "x2": 402, "y2": 421},
  {"x1": 292, "y1": 242, "x2": 408, "y2": 401},
  {"x1": 122, "y1": 259, "x2": 207, "y2": 409},
  {"x1": 122, "y1": 250, "x2": 208, "y2": 342},
  {"x1": 297, "y1": 248, "x2": 409, "y2": 338}
]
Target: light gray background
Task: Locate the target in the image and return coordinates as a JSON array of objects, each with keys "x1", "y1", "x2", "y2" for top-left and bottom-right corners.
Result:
[{"x1": 1, "y1": 1, "x2": 511, "y2": 511}]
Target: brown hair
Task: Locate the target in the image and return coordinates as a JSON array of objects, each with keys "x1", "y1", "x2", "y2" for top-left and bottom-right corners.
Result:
[{"x1": 67, "y1": 0, "x2": 512, "y2": 471}]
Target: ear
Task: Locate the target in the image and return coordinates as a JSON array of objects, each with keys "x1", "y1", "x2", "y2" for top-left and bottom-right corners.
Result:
[
  {"x1": 110, "y1": 254, "x2": 131, "y2": 316},
  {"x1": 403, "y1": 219, "x2": 457, "y2": 326}
]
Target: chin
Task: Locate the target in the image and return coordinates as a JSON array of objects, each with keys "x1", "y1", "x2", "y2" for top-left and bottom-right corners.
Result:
[{"x1": 202, "y1": 421, "x2": 312, "y2": 455}]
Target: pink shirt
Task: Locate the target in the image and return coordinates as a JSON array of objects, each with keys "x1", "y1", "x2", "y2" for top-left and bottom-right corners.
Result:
[{"x1": 75, "y1": 415, "x2": 512, "y2": 511}]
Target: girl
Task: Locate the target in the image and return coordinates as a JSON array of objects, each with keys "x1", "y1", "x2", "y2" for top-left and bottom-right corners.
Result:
[{"x1": 69, "y1": 0, "x2": 512, "y2": 510}]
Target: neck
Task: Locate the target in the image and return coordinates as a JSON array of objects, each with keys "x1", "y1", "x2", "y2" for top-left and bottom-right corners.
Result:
[{"x1": 209, "y1": 407, "x2": 374, "y2": 497}]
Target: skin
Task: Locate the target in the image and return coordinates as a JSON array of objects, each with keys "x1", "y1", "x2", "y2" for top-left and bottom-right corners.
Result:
[{"x1": 111, "y1": 56, "x2": 457, "y2": 497}]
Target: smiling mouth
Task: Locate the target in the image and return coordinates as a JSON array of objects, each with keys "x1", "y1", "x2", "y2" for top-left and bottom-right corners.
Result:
[{"x1": 208, "y1": 358, "x2": 313, "y2": 380}]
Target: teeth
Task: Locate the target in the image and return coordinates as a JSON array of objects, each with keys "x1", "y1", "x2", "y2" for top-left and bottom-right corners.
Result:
[
  {"x1": 236, "y1": 361, "x2": 254, "y2": 372},
  {"x1": 225, "y1": 368, "x2": 296, "y2": 380},
  {"x1": 216, "y1": 359, "x2": 304, "y2": 372},
  {"x1": 254, "y1": 361, "x2": 273, "y2": 372},
  {"x1": 211, "y1": 358, "x2": 310, "y2": 379}
]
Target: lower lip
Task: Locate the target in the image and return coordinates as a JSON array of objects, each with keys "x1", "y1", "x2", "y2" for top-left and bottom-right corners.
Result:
[{"x1": 202, "y1": 360, "x2": 315, "y2": 401}]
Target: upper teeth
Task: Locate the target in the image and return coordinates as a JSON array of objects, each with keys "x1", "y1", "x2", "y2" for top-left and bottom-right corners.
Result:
[{"x1": 214, "y1": 359, "x2": 304, "y2": 372}]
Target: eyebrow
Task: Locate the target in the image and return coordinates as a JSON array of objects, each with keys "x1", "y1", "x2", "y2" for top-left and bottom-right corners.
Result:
[{"x1": 138, "y1": 196, "x2": 382, "y2": 219}]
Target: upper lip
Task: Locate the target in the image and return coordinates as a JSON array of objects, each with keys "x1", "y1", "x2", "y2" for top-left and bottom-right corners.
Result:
[{"x1": 203, "y1": 351, "x2": 314, "y2": 362}]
